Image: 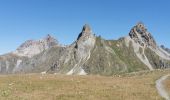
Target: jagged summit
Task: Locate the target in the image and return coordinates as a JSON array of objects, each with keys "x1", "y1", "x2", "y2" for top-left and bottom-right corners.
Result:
[
  {"x1": 0, "y1": 23, "x2": 170, "y2": 75},
  {"x1": 13, "y1": 34, "x2": 58, "y2": 57},
  {"x1": 129, "y1": 22, "x2": 157, "y2": 48},
  {"x1": 17, "y1": 34, "x2": 58, "y2": 50},
  {"x1": 44, "y1": 34, "x2": 56, "y2": 42},
  {"x1": 82, "y1": 24, "x2": 92, "y2": 33},
  {"x1": 77, "y1": 24, "x2": 93, "y2": 40}
]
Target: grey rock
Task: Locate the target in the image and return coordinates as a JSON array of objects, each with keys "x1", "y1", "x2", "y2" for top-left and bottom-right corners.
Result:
[{"x1": 129, "y1": 22, "x2": 157, "y2": 49}]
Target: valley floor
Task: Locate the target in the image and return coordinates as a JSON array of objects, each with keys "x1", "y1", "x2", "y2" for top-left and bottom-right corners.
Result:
[{"x1": 0, "y1": 70, "x2": 170, "y2": 100}]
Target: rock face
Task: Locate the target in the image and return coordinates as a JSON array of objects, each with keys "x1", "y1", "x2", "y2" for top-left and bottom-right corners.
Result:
[
  {"x1": 128, "y1": 22, "x2": 170, "y2": 70},
  {"x1": 77, "y1": 24, "x2": 92, "y2": 40},
  {"x1": 59, "y1": 24, "x2": 96, "y2": 75},
  {"x1": 75, "y1": 24, "x2": 95, "y2": 61},
  {"x1": 13, "y1": 34, "x2": 58, "y2": 57},
  {"x1": 129, "y1": 22, "x2": 157, "y2": 49},
  {"x1": 0, "y1": 23, "x2": 170, "y2": 75},
  {"x1": 9, "y1": 24, "x2": 96, "y2": 74}
]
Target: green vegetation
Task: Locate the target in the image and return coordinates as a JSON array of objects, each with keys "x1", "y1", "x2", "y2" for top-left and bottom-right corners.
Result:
[{"x1": 84, "y1": 37, "x2": 148, "y2": 75}]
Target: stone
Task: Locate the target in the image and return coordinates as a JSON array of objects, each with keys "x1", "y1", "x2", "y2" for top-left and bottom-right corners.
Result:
[
  {"x1": 129, "y1": 22, "x2": 157, "y2": 49},
  {"x1": 13, "y1": 34, "x2": 58, "y2": 57},
  {"x1": 77, "y1": 24, "x2": 92, "y2": 40}
]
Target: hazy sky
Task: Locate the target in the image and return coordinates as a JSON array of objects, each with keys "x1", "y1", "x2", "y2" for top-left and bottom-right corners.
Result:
[{"x1": 0, "y1": 0, "x2": 170, "y2": 54}]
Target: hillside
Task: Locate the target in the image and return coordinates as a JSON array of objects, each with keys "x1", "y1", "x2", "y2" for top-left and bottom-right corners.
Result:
[{"x1": 0, "y1": 23, "x2": 170, "y2": 75}]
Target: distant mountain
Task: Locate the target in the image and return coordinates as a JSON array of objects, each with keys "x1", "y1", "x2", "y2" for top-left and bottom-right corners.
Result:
[
  {"x1": 160, "y1": 45, "x2": 170, "y2": 54},
  {"x1": 0, "y1": 23, "x2": 170, "y2": 75},
  {"x1": 12, "y1": 34, "x2": 59, "y2": 57}
]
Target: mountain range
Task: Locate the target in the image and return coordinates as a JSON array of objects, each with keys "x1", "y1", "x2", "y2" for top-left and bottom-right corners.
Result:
[{"x1": 0, "y1": 23, "x2": 170, "y2": 75}]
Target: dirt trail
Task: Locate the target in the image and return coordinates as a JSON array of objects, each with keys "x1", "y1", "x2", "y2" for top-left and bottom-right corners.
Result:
[{"x1": 156, "y1": 75, "x2": 170, "y2": 100}]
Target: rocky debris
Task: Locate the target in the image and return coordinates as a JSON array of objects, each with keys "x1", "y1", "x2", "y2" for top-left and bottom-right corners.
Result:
[
  {"x1": 13, "y1": 34, "x2": 58, "y2": 57},
  {"x1": 129, "y1": 22, "x2": 157, "y2": 49}
]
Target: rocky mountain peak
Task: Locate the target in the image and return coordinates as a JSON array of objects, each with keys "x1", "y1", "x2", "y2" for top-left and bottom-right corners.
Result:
[
  {"x1": 82, "y1": 24, "x2": 91, "y2": 33},
  {"x1": 77, "y1": 24, "x2": 93, "y2": 40},
  {"x1": 129, "y1": 22, "x2": 157, "y2": 48},
  {"x1": 13, "y1": 34, "x2": 58, "y2": 57},
  {"x1": 43, "y1": 34, "x2": 58, "y2": 47},
  {"x1": 74, "y1": 24, "x2": 96, "y2": 61},
  {"x1": 17, "y1": 34, "x2": 58, "y2": 50},
  {"x1": 44, "y1": 34, "x2": 56, "y2": 42}
]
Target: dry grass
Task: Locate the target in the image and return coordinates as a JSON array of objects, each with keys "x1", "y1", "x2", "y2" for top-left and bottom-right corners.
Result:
[{"x1": 0, "y1": 70, "x2": 169, "y2": 100}]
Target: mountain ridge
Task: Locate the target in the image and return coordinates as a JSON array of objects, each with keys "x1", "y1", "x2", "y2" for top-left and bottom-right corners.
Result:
[{"x1": 0, "y1": 23, "x2": 170, "y2": 75}]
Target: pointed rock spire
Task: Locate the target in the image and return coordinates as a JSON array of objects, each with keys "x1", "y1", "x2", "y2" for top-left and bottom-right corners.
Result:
[
  {"x1": 77, "y1": 24, "x2": 93, "y2": 40},
  {"x1": 129, "y1": 22, "x2": 157, "y2": 48},
  {"x1": 82, "y1": 24, "x2": 92, "y2": 33}
]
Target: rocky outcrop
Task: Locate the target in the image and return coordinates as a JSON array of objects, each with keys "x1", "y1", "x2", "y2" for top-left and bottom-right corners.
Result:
[
  {"x1": 13, "y1": 24, "x2": 96, "y2": 75},
  {"x1": 64, "y1": 24, "x2": 96, "y2": 75},
  {"x1": 128, "y1": 23, "x2": 170, "y2": 70},
  {"x1": 129, "y1": 22, "x2": 157, "y2": 49},
  {"x1": 74, "y1": 24, "x2": 96, "y2": 61},
  {"x1": 77, "y1": 24, "x2": 92, "y2": 40},
  {"x1": 12, "y1": 34, "x2": 58, "y2": 57}
]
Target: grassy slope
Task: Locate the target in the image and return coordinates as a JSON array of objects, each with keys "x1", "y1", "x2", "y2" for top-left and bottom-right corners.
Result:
[
  {"x1": 107, "y1": 38, "x2": 148, "y2": 72},
  {"x1": 84, "y1": 37, "x2": 148, "y2": 75},
  {"x1": 0, "y1": 70, "x2": 169, "y2": 100}
]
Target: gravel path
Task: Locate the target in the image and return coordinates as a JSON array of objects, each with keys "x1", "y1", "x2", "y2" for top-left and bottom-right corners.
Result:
[{"x1": 156, "y1": 75, "x2": 170, "y2": 100}]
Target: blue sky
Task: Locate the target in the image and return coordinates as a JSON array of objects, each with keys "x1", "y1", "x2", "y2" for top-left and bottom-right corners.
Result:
[{"x1": 0, "y1": 0, "x2": 170, "y2": 54}]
